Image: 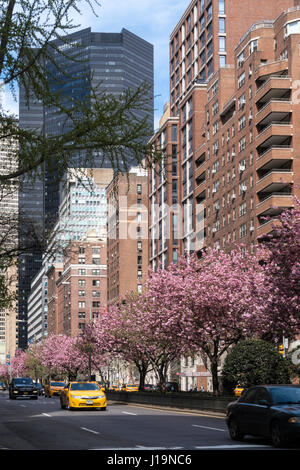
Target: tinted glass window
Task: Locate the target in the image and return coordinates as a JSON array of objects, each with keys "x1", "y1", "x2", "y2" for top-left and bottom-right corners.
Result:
[
  {"x1": 255, "y1": 388, "x2": 271, "y2": 404},
  {"x1": 14, "y1": 378, "x2": 33, "y2": 385},
  {"x1": 269, "y1": 387, "x2": 300, "y2": 404},
  {"x1": 240, "y1": 388, "x2": 257, "y2": 403},
  {"x1": 70, "y1": 383, "x2": 99, "y2": 391}
]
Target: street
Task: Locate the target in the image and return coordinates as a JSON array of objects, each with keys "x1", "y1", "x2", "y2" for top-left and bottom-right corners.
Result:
[{"x1": 0, "y1": 391, "x2": 292, "y2": 451}]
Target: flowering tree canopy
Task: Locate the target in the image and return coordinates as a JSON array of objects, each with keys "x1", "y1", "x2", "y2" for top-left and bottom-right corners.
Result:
[{"x1": 261, "y1": 204, "x2": 300, "y2": 339}]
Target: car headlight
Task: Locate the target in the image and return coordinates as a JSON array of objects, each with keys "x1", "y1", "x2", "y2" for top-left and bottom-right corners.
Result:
[
  {"x1": 71, "y1": 395, "x2": 84, "y2": 399},
  {"x1": 288, "y1": 417, "x2": 300, "y2": 423}
]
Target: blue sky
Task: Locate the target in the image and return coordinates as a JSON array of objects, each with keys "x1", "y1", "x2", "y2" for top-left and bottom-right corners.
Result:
[{"x1": 4, "y1": 0, "x2": 189, "y2": 130}]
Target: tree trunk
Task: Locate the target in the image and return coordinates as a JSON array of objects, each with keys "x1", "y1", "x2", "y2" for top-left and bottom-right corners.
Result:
[{"x1": 211, "y1": 358, "x2": 220, "y2": 396}]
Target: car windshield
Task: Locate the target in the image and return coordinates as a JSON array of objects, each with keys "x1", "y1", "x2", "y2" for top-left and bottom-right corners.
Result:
[
  {"x1": 14, "y1": 378, "x2": 32, "y2": 385},
  {"x1": 270, "y1": 387, "x2": 300, "y2": 404},
  {"x1": 70, "y1": 383, "x2": 100, "y2": 391},
  {"x1": 51, "y1": 382, "x2": 65, "y2": 387}
]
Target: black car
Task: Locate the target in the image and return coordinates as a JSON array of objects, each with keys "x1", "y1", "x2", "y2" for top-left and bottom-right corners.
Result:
[
  {"x1": 34, "y1": 382, "x2": 44, "y2": 396},
  {"x1": 226, "y1": 384, "x2": 300, "y2": 447},
  {"x1": 9, "y1": 377, "x2": 39, "y2": 400},
  {"x1": 0, "y1": 382, "x2": 6, "y2": 391}
]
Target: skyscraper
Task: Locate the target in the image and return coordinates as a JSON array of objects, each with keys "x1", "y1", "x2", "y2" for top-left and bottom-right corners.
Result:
[{"x1": 18, "y1": 27, "x2": 154, "y2": 349}]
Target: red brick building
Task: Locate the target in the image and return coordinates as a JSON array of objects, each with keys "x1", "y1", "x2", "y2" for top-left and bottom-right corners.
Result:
[
  {"x1": 47, "y1": 234, "x2": 107, "y2": 337},
  {"x1": 107, "y1": 167, "x2": 149, "y2": 305}
]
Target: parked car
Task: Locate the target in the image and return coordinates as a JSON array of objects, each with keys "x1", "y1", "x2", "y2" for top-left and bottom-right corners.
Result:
[
  {"x1": 143, "y1": 384, "x2": 156, "y2": 391},
  {"x1": 34, "y1": 383, "x2": 44, "y2": 396},
  {"x1": 121, "y1": 384, "x2": 138, "y2": 392},
  {"x1": 60, "y1": 381, "x2": 107, "y2": 411},
  {"x1": 44, "y1": 381, "x2": 66, "y2": 398},
  {"x1": 226, "y1": 384, "x2": 300, "y2": 448},
  {"x1": 9, "y1": 377, "x2": 39, "y2": 400},
  {"x1": 0, "y1": 382, "x2": 6, "y2": 391},
  {"x1": 165, "y1": 382, "x2": 179, "y2": 392}
]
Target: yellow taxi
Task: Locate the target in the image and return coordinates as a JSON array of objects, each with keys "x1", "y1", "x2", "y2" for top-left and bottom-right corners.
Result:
[
  {"x1": 45, "y1": 381, "x2": 66, "y2": 398},
  {"x1": 121, "y1": 384, "x2": 139, "y2": 392},
  {"x1": 234, "y1": 385, "x2": 244, "y2": 397},
  {"x1": 60, "y1": 381, "x2": 107, "y2": 410}
]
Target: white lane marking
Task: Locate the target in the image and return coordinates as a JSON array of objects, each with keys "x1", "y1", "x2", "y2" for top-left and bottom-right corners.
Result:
[
  {"x1": 192, "y1": 424, "x2": 226, "y2": 432},
  {"x1": 122, "y1": 411, "x2": 137, "y2": 416},
  {"x1": 81, "y1": 427, "x2": 99, "y2": 435},
  {"x1": 20, "y1": 405, "x2": 26, "y2": 408},
  {"x1": 42, "y1": 413, "x2": 52, "y2": 417}
]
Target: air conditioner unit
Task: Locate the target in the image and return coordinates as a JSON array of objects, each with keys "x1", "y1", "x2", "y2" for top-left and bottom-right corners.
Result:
[
  {"x1": 231, "y1": 152, "x2": 236, "y2": 158},
  {"x1": 249, "y1": 113, "x2": 253, "y2": 121},
  {"x1": 250, "y1": 225, "x2": 255, "y2": 232},
  {"x1": 212, "y1": 228, "x2": 217, "y2": 233},
  {"x1": 212, "y1": 188, "x2": 217, "y2": 194},
  {"x1": 241, "y1": 185, "x2": 247, "y2": 192},
  {"x1": 239, "y1": 164, "x2": 246, "y2": 172},
  {"x1": 212, "y1": 169, "x2": 216, "y2": 174},
  {"x1": 232, "y1": 193, "x2": 236, "y2": 199},
  {"x1": 249, "y1": 69, "x2": 252, "y2": 77},
  {"x1": 240, "y1": 99, "x2": 246, "y2": 107}
]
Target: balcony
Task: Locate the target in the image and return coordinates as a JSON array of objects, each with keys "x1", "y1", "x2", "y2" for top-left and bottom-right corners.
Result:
[
  {"x1": 256, "y1": 122, "x2": 292, "y2": 155},
  {"x1": 255, "y1": 61, "x2": 289, "y2": 83},
  {"x1": 256, "y1": 218, "x2": 282, "y2": 238},
  {"x1": 255, "y1": 76, "x2": 291, "y2": 106},
  {"x1": 255, "y1": 100, "x2": 292, "y2": 127},
  {"x1": 256, "y1": 170, "x2": 293, "y2": 194},
  {"x1": 256, "y1": 193, "x2": 294, "y2": 217},
  {"x1": 256, "y1": 146, "x2": 293, "y2": 171}
]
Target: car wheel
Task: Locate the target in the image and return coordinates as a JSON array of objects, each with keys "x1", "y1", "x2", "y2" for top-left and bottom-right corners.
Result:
[
  {"x1": 228, "y1": 417, "x2": 244, "y2": 441},
  {"x1": 271, "y1": 421, "x2": 287, "y2": 448}
]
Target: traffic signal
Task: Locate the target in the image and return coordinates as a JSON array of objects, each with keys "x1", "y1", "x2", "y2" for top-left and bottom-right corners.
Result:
[{"x1": 278, "y1": 344, "x2": 284, "y2": 355}]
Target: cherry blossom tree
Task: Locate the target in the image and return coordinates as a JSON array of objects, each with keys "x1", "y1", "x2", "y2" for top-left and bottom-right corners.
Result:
[
  {"x1": 145, "y1": 247, "x2": 271, "y2": 395},
  {"x1": 39, "y1": 334, "x2": 88, "y2": 381},
  {"x1": 0, "y1": 363, "x2": 10, "y2": 383},
  {"x1": 10, "y1": 349, "x2": 28, "y2": 377},
  {"x1": 260, "y1": 203, "x2": 300, "y2": 340}
]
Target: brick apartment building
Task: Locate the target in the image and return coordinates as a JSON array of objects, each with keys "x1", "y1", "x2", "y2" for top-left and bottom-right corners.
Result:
[
  {"x1": 149, "y1": 0, "x2": 300, "y2": 391},
  {"x1": 47, "y1": 234, "x2": 107, "y2": 337},
  {"x1": 107, "y1": 167, "x2": 149, "y2": 305}
]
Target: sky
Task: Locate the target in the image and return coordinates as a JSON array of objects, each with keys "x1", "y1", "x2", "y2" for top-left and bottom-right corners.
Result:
[{"x1": 3, "y1": 0, "x2": 189, "y2": 130}]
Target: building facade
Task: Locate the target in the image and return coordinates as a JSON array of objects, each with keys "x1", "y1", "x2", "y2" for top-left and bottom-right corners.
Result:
[
  {"x1": 107, "y1": 167, "x2": 149, "y2": 305},
  {"x1": 18, "y1": 27, "x2": 153, "y2": 348},
  {"x1": 47, "y1": 235, "x2": 107, "y2": 337}
]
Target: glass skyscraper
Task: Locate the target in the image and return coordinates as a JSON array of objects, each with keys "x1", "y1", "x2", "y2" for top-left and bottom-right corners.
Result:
[{"x1": 18, "y1": 27, "x2": 154, "y2": 349}]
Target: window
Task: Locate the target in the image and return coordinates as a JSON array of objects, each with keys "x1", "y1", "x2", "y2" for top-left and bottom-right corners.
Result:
[
  {"x1": 92, "y1": 269, "x2": 100, "y2": 275},
  {"x1": 92, "y1": 279, "x2": 100, "y2": 286},
  {"x1": 284, "y1": 20, "x2": 300, "y2": 37},
  {"x1": 239, "y1": 202, "x2": 247, "y2": 217},
  {"x1": 92, "y1": 291, "x2": 100, "y2": 297},
  {"x1": 92, "y1": 301, "x2": 100, "y2": 308},
  {"x1": 219, "y1": 55, "x2": 226, "y2": 68},
  {"x1": 78, "y1": 290, "x2": 85, "y2": 297},
  {"x1": 78, "y1": 312, "x2": 85, "y2": 319},
  {"x1": 78, "y1": 269, "x2": 86, "y2": 276},
  {"x1": 78, "y1": 257, "x2": 85, "y2": 264},
  {"x1": 219, "y1": 0, "x2": 225, "y2": 14},
  {"x1": 172, "y1": 125, "x2": 177, "y2": 141},
  {"x1": 249, "y1": 39, "x2": 258, "y2": 54},
  {"x1": 78, "y1": 280, "x2": 85, "y2": 287},
  {"x1": 92, "y1": 247, "x2": 100, "y2": 255},
  {"x1": 219, "y1": 17, "x2": 225, "y2": 33},
  {"x1": 92, "y1": 258, "x2": 100, "y2": 265},
  {"x1": 137, "y1": 184, "x2": 142, "y2": 194},
  {"x1": 238, "y1": 72, "x2": 245, "y2": 89},
  {"x1": 137, "y1": 284, "x2": 142, "y2": 294},
  {"x1": 219, "y1": 36, "x2": 226, "y2": 52},
  {"x1": 78, "y1": 301, "x2": 85, "y2": 308}
]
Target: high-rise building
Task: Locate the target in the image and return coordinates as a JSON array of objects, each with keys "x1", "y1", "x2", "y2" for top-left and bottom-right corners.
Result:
[
  {"x1": 0, "y1": 121, "x2": 19, "y2": 363},
  {"x1": 148, "y1": 0, "x2": 300, "y2": 391},
  {"x1": 18, "y1": 27, "x2": 154, "y2": 348},
  {"x1": 107, "y1": 167, "x2": 149, "y2": 305}
]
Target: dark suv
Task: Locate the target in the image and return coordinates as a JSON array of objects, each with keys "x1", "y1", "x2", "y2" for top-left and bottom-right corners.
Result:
[{"x1": 9, "y1": 377, "x2": 39, "y2": 400}]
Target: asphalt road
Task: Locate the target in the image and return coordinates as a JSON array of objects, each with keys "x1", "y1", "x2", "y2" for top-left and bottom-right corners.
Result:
[{"x1": 0, "y1": 391, "x2": 297, "y2": 452}]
